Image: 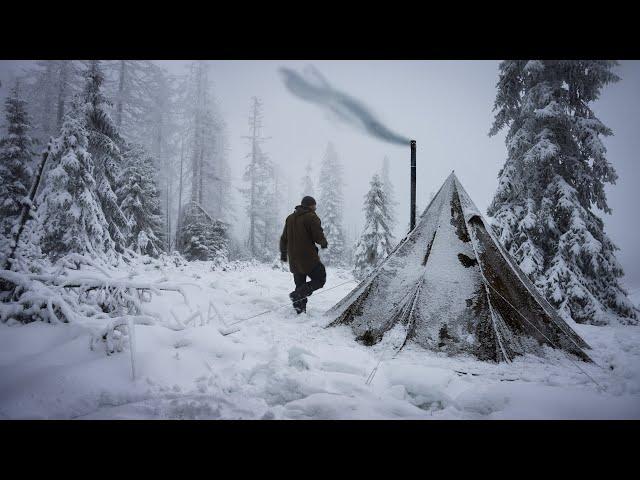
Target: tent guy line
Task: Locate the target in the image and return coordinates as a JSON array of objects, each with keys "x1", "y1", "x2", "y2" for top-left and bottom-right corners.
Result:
[{"x1": 219, "y1": 279, "x2": 358, "y2": 334}]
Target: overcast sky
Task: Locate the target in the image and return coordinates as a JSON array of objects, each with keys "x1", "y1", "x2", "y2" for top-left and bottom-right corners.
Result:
[{"x1": 1, "y1": 60, "x2": 638, "y2": 292}]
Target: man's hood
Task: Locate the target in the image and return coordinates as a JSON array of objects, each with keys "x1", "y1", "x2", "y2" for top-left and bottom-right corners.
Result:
[{"x1": 294, "y1": 205, "x2": 313, "y2": 216}]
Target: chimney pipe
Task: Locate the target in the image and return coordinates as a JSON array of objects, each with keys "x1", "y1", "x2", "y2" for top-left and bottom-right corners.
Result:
[{"x1": 410, "y1": 140, "x2": 416, "y2": 231}]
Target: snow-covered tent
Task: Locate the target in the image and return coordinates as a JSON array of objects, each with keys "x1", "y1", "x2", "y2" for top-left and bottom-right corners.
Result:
[{"x1": 327, "y1": 172, "x2": 592, "y2": 363}]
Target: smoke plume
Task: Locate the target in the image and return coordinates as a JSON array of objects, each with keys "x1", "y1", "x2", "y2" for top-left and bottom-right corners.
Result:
[{"x1": 279, "y1": 65, "x2": 410, "y2": 146}]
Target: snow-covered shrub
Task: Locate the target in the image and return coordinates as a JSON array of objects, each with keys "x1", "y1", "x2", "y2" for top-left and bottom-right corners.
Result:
[{"x1": 176, "y1": 202, "x2": 228, "y2": 262}]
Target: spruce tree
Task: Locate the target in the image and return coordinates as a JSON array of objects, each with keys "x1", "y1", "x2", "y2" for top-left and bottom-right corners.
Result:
[
  {"x1": 242, "y1": 144, "x2": 275, "y2": 261},
  {"x1": 35, "y1": 105, "x2": 115, "y2": 261},
  {"x1": 117, "y1": 143, "x2": 167, "y2": 256},
  {"x1": 262, "y1": 160, "x2": 283, "y2": 261},
  {"x1": 80, "y1": 60, "x2": 130, "y2": 252},
  {"x1": 317, "y1": 142, "x2": 347, "y2": 266},
  {"x1": 353, "y1": 174, "x2": 395, "y2": 280},
  {"x1": 106, "y1": 61, "x2": 180, "y2": 246},
  {"x1": 301, "y1": 160, "x2": 314, "y2": 198},
  {"x1": 0, "y1": 84, "x2": 35, "y2": 237},
  {"x1": 489, "y1": 60, "x2": 636, "y2": 324},
  {"x1": 242, "y1": 97, "x2": 277, "y2": 262}
]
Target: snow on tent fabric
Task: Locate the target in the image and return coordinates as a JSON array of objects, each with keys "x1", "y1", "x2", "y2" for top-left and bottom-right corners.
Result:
[{"x1": 326, "y1": 172, "x2": 592, "y2": 363}]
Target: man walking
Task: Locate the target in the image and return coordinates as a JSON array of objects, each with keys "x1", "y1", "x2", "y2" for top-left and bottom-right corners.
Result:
[{"x1": 280, "y1": 196, "x2": 328, "y2": 314}]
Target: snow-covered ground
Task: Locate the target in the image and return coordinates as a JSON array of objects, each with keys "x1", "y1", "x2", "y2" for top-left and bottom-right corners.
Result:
[{"x1": 1, "y1": 260, "x2": 639, "y2": 420}]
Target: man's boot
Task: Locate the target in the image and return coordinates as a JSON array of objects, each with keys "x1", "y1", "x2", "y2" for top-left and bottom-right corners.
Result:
[
  {"x1": 290, "y1": 283, "x2": 312, "y2": 314},
  {"x1": 289, "y1": 289, "x2": 304, "y2": 313},
  {"x1": 299, "y1": 298, "x2": 307, "y2": 314}
]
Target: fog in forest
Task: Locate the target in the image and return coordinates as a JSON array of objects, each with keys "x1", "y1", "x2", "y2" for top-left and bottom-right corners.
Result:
[{"x1": 1, "y1": 60, "x2": 638, "y2": 290}]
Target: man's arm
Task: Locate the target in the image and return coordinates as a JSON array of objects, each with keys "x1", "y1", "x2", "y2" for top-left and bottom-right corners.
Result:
[
  {"x1": 279, "y1": 221, "x2": 288, "y2": 261},
  {"x1": 307, "y1": 214, "x2": 328, "y2": 249}
]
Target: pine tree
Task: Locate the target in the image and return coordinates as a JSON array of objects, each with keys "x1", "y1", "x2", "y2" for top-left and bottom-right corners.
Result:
[
  {"x1": 0, "y1": 84, "x2": 35, "y2": 237},
  {"x1": 317, "y1": 142, "x2": 347, "y2": 266},
  {"x1": 489, "y1": 60, "x2": 636, "y2": 325},
  {"x1": 117, "y1": 143, "x2": 167, "y2": 256},
  {"x1": 353, "y1": 174, "x2": 395, "y2": 280},
  {"x1": 80, "y1": 60, "x2": 130, "y2": 252},
  {"x1": 35, "y1": 105, "x2": 115, "y2": 261},
  {"x1": 301, "y1": 160, "x2": 314, "y2": 198}
]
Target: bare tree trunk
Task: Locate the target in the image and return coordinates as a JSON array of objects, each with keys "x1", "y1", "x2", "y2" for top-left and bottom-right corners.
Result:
[
  {"x1": 3, "y1": 143, "x2": 54, "y2": 272},
  {"x1": 249, "y1": 101, "x2": 257, "y2": 257},
  {"x1": 191, "y1": 65, "x2": 202, "y2": 204}
]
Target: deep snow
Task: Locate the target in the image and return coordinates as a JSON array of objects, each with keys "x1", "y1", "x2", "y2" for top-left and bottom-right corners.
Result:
[{"x1": 1, "y1": 259, "x2": 639, "y2": 419}]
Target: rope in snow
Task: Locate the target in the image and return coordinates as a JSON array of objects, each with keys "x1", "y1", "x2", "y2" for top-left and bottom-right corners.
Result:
[
  {"x1": 366, "y1": 282, "x2": 423, "y2": 386},
  {"x1": 365, "y1": 344, "x2": 404, "y2": 386},
  {"x1": 224, "y1": 279, "x2": 358, "y2": 329}
]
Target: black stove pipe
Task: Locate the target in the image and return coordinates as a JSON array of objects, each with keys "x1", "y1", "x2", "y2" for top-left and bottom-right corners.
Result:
[{"x1": 410, "y1": 139, "x2": 416, "y2": 231}]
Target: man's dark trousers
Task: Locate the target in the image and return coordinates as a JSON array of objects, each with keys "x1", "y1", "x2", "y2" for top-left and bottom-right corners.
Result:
[{"x1": 292, "y1": 262, "x2": 326, "y2": 310}]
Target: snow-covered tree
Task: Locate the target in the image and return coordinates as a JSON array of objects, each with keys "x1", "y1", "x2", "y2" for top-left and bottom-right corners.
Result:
[
  {"x1": 80, "y1": 61, "x2": 130, "y2": 252},
  {"x1": 301, "y1": 160, "x2": 314, "y2": 198},
  {"x1": 35, "y1": 106, "x2": 115, "y2": 261},
  {"x1": 200, "y1": 106, "x2": 233, "y2": 225},
  {"x1": 489, "y1": 60, "x2": 636, "y2": 325},
  {"x1": 353, "y1": 174, "x2": 395, "y2": 280},
  {"x1": 380, "y1": 155, "x2": 397, "y2": 235},
  {"x1": 117, "y1": 143, "x2": 166, "y2": 256},
  {"x1": 242, "y1": 143, "x2": 276, "y2": 261},
  {"x1": 242, "y1": 97, "x2": 278, "y2": 261},
  {"x1": 0, "y1": 84, "x2": 35, "y2": 237},
  {"x1": 266, "y1": 161, "x2": 288, "y2": 261},
  {"x1": 175, "y1": 62, "x2": 229, "y2": 260},
  {"x1": 105, "y1": 61, "x2": 182, "y2": 247},
  {"x1": 176, "y1": 202, "x2": 228, "y2": 262},
  {"x1": 317, "y1": 142, "x2": 347, "y2": 266}
]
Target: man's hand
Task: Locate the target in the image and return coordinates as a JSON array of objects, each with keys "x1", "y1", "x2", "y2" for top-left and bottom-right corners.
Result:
[
  {"x1": 280, "y1": 252, "x2": 287, "y2": 262},
  {"x1": 321, "y1": 242, "x2": 328, "y2": 250}
]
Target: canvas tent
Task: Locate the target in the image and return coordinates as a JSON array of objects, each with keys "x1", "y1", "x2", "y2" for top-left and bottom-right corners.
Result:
[{"x1": 327, "y1": 172, "x2": 592, "y2": 363}]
